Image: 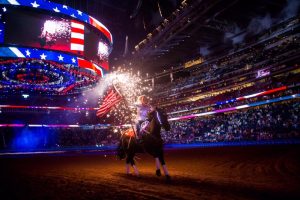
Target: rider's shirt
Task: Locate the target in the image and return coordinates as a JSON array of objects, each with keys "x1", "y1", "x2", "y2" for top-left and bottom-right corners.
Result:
[{"x1": 135, "y1": 103, "x2": 151, "y2": 122}]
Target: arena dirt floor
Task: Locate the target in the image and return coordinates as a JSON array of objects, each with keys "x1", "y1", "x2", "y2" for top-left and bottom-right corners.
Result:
[{"x1": 0, "y1": 145, "x2": 300, "y2": 200}]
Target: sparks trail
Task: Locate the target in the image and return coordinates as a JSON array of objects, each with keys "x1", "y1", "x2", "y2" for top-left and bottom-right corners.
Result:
[{"x1": 96, "y1": 68, "x2": 152, "y2": 124}]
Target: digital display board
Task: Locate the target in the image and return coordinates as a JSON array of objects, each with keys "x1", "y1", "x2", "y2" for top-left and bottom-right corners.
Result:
[{"x1": 0, "y1": 7, "x2": 110, "y2": 66}]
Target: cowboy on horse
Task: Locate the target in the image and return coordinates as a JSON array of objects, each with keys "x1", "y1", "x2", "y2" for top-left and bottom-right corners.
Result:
[
  {"x1": 135, "y1": 95, "x2": 151, "y2": 138},
  {"x1": 117, "y1": 95, "x2": 149, "y2": 176},
  {"x1": 117, "y1": 95, "x2": 171, "y2": 180}
]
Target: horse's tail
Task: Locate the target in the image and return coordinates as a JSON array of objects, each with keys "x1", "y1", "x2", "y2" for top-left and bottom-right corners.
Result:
[{"x1": 116, "y1": 141, "x2": 126, "y2": 160}]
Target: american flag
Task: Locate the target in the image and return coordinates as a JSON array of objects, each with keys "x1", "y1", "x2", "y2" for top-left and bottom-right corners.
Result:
[
  {"x1": 0, "y1": 0, "x2": 113, "y2": 44},
  {"x1": 70, "y1": 20, "x2": 84, "y2": 55},
  {"x1": 96, "y1": 87, "x2": 122, "y2": 117}
]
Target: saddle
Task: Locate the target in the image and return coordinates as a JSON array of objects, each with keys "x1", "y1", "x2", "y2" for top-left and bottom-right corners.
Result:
[{"x1": 140, "y1": 120, "x2": 151, "y2": 135}]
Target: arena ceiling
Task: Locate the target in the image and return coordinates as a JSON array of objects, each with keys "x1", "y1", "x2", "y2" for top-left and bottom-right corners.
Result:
[
  {"x1": 50, "y1": 0, "x2": 182, "y2": 68},
  {"x1": 50, "y1": 0, "x2": 297, "y2": 74}
]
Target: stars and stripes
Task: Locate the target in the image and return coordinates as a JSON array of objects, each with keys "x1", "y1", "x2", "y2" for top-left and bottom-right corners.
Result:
[
  {"x1": 25, "y1": 49, "x2": 31, "y2": 57},
  {"x1": 8, "y1": 47, "x2": 25, "y2": 58},
  {"x1": 30, "y1": 1, "x2": 39, "y2": 8},
  {"x1": 70, "y1": 20, "x2": 84, "y2": 55},
  {"x1": 53, "y1": 6, "x2": 60, "y2": 12},
  {"x1": 77, "y1": 58, "x2": 103, "y2": 76},
  {"x1": 96, "y1": 87, "x2": 123, "y2": 118},
  {"x1": 0, "y1": 46, "x2": 105, "y2": 76},
  {"x1": 0, "y1": 0, "x2": 113, "y2": 44},
  {"x1": 0, "y1": 46, "x2": 77, "y2": 64},
  {"x1": 40, "y1": 53, "x2": 47, "y2": 60},
  {"x1": 58, "y1": 54, "x2": 64, "y2": 61},
  {"x1": 89, "y1": 16, "x2": 113, "y2": 43},
  {"x1": 0, "y1": 1, "x2": 111, "y2": 75},
  {"x1": 6, "y1": 0, "x2": 19, "y2": 5}
]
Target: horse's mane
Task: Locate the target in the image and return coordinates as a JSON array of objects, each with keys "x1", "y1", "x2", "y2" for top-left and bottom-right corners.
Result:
[{"x1": 149, "y1": 107, "x2": 170, "y2": 131}]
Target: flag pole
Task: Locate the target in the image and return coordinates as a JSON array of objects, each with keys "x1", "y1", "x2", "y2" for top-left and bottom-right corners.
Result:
[{"x1": 112, "y1": 82, "x2": 138, "y2": 139}]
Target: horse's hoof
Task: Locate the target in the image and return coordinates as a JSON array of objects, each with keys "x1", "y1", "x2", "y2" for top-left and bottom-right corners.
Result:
[
  {"x1": 156, "y1": 169, "x2": 161, "y2": 177},
  {"x1": 134, "y1": 172, "x2": 140, "y2": 177},
  {"x1": 165, "y1": 175, "x2": 171, "y2": 182}
]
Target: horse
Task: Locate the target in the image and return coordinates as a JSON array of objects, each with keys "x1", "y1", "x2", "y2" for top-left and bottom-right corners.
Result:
[
  {"x1": 117, "y1": 128, "x2": 140, "y2": 176},
  {"x1": 117, "y1": 107, "x2": 171, "y2": 180}
]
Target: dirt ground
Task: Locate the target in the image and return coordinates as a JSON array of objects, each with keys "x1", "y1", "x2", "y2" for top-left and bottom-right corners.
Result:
[{"x1": 0, "y1": 145, "x2": 300, "y2": 200}]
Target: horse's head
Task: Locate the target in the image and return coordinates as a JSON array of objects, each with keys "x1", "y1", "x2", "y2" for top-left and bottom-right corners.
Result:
[{"x1": 150, "y1": 107, "x2": 171, "y2": 131}]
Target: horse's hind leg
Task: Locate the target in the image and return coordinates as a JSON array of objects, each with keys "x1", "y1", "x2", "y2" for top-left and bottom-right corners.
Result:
[
  {"x1": 125, "y1": 150, "x2": 139, "y2": 176},
  {"x1": 162, "y1": 164, "x2": 170, "y2": 177},
  {"x1": 158, "y1": 156, "x2": 169, "y2": 176}
]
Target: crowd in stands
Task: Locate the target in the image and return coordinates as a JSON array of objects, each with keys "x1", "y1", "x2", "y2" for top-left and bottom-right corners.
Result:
[
  {"x1": 162, "y1": 101, "x2": 300, "y2": 144},
  {"x1": 152, "y1": 33, "x2": 299, "y2": 103},
  {"x1": 166, "y1": 85, "x2": 300, "y2": 118},
  {"x1": 0, "y1": 100, "x2": 298, "y2": 150},
  {"x1": 150, "y1": 30, "x2": 300, "y2": 117}
]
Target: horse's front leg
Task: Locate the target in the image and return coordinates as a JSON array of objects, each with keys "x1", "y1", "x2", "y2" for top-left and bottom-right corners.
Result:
[
  {"x1": 155, "y1": 154, "x2": 170, "y2": 180},
  {"x1": 125, "y1": 163, "x2": 139, "y2": 176},
  {"x1": 161, "y1": 163, "x2": 170, "y2": 180},
  {"x1": 155, "y1": 158, "x2": 162, "y2": 176}
]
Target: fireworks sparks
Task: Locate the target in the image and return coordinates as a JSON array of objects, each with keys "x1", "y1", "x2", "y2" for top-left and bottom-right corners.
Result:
[
  {"x1": 97, "y1": 41, "x2": 109, "y2": 60},
  {"x1": 96, "y1": 68, "x2": 152, "y2": 124},
  {"x1": 40, "y1": 19, "x2": 71, "y2": 44}
]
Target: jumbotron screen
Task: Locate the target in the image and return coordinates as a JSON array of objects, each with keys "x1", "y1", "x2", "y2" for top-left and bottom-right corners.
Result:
[{"x1": 0, "y1": 7, "x2": 111, "y2": 66}]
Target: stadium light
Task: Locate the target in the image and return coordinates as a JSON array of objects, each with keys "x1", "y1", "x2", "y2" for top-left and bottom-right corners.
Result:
[{"x1": 22, "y1": 94, "x2": 29, "y2": 99}]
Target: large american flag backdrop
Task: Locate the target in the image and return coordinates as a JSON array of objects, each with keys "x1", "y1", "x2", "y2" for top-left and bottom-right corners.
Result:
[
  {"x1": 0, "y1": 0, "x2": 112, "y2": 73},
  {"x1": 70, "y1": 20, "x2": 84, "y2": 55}
]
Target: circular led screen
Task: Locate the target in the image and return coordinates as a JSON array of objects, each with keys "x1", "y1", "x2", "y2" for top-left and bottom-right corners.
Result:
[{"x1": 0, "y1": 6, "x2": 112, "y2": 69}]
